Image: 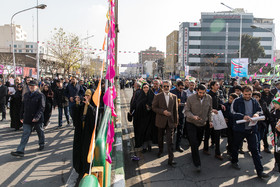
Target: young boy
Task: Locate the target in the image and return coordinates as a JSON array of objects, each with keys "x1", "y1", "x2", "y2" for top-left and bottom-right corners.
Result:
[
  {"x1": 223, "y1": 93, "x2": 239, "y2": 159},
  {"x1": 252, "y1": 91, "x2": 270, "y2": 158}
]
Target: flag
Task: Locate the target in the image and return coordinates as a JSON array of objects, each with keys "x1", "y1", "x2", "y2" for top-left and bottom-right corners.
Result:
[
  {"x1": 92, "y1": 79, "x2": 101, "y2": 107},
  {"x1": 102, "y1": 36, "x2": 106, "y2": 51},
  {"x1": 87, "y1": 127, "x2": 96, "y2": 163}
]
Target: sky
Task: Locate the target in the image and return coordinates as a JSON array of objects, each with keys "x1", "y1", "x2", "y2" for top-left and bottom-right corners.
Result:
[{"x1": 0, "y1": 0, "x2": 279, "y2": 72}]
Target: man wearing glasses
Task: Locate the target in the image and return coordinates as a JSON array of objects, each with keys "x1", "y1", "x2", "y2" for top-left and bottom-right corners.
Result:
[{"x1": 152, "y1": 80, "x2": 178, "y2": 167}]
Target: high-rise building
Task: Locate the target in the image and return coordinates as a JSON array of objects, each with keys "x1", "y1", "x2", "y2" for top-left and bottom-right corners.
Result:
[
  {"x1": 179, "y1": 10, "x2": 275, "y2": 78},
  {"x1": 166, "y1": 30, "x2": 178, "y2": 77},
  {"x1": 0, "y1": 24, "x2": 38, "y2": 53},
  {"x1": 138, "y1": 47, "x2": 164, "y2": 74}
]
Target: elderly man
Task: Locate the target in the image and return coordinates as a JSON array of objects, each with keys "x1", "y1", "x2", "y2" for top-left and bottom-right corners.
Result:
[
  {"x1": 152, "y1": 80, "x2": 178, "y2": 167},
  {"x1": 11, "y1": 80, "x2": 45, "y2": 157},
  {"x1": 151, "y1": 79, "x2": 162, "y2": 95},
  {"x1": 184, "y1": 84, "x2": 213, "y2": 172}
]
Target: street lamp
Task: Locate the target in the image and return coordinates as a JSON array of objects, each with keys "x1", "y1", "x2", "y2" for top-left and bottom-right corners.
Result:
[
  {"x1": 221, "y1": 2, "x2": 243, "y2": 80},
  {"x1": 11, "y1": 4, "x2": 47, "y2": 79},
  {"x1": 251, "y1": 24, "x2": 276, "y2": 80}
]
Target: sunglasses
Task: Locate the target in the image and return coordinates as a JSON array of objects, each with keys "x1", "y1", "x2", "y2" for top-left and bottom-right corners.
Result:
[{"x1": 163, "y1": 85, "x2": 169, "y2": 88}]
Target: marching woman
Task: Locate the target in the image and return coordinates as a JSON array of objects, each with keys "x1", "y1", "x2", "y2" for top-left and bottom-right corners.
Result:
[
  {"x1": 131, "y1": 83, "x2": 155, "y2": 152},
  {"x1": 42, "y1": 84, "x2": 54, "y2": 127},
  {"x1": 10, "y1": 83, "x2": 23, "y2": 130}
]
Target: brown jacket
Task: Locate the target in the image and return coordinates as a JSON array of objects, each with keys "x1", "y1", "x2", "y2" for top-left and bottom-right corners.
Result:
[
  {"x1": 152, "y1": 92, "x2": 178, "y2": 128},
  {"x1": 184, "y1": 93, "x2": 213, "y2": 127}
]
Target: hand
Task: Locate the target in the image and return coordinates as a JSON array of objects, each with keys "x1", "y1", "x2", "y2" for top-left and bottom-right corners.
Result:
[
  {"x1": 20, "y1": 119, "x2": 23, "y2": 123},
  {"x1": 212, "y1": 109, "x2": 218, "y2": 114},
  {"x1": 70, "y1": 97, "x2": 74, "y2": 102},
  {"x1": 163, "y1": 110, "x2": 171, "y2": 117},
  {"x1": 253, "y1": 113, "x2": 259, "y2": 118},
  {"x1": 209, "y1": 122, "x2": 213, "y2": 128},
  {"x1": 193, "y1": 116, "x2": 201, "y2": 120},
  {"x1": 32, "y1": 118, "x2": 38, "y2": 122},
  {"x1": 244, "y1": 115, "x2": 251, "y2": 122},
  {"x1": 221, "y1": 105, "x2": 226, "y2": 111},
  {"x1": 83, "y1": 96, "x2": 90, "y2": 105}
]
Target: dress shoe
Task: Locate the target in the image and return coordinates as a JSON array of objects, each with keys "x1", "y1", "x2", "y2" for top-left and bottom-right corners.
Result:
[
  {"x1": 157, "y1": 152, "x2": 162, "y2": 158},
  {"x1": 148, "y1": 145, "x2": 152, "y2": 152},
  {"x1": 176, "y1": 146, "x2": 184, "y2": 153},
  {"x1": 258, "y1": 172, "x2": 270, "y2": 179},
  {"x1": 203, "y1": 150, "x2": 211, "y2": 155},
  {"x1": 11, "y1": 151, "x2": 24, "y2": 157},
  {"x1": 168, "y1": 160, "x2": 177, "y2": 166},
  {"x1": 215, "y1": 154, "x2": 224, "y2": 161},
  {"x1": 263, "y1": 148, "x2": 271, "y2": 154},
  {"x1": 195, "y1": 165, "x2": 201, "y2": 172},
  {"x1": 231, "y1": 163, "x2": 241, "y2": 170},
  {"x1": 38, "y1": 146, "x2": 44, "y2": 151}
]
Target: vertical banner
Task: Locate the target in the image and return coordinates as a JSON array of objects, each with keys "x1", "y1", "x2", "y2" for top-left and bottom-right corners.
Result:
[{"x1": 231, "y1": 58, "x2": 248, "y2": 78}]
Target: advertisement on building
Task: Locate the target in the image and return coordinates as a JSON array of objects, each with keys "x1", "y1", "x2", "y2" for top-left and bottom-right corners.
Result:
[
  {"x1": 184, "y1": 28, "x2": 189, "y2": 77},
  {"x1": 231, "y1": 58, "x2": 248, "y2": 78},
  {"x1": 23, "y1": 67, "x2": 37, "y2": 78},
  {"x1": 0, "y1": 65, "x2": 23, "y2": 75}
]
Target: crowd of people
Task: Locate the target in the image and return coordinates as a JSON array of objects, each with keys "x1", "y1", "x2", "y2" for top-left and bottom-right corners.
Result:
[
  {"x1": 128, "y1": 77, "x2": 280, "y2": 179},
  {"x1": 1, "y1": 76, "x2": 105, "y2": 180}
]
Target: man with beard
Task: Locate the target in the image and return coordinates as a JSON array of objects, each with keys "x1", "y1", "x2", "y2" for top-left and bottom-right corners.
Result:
[{"x1": 152, "y1": 80, "x2": 178, "y2": 167}]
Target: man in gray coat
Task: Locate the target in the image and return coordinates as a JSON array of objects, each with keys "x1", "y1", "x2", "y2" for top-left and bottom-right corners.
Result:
[{"x1": 184, "y1": 84, "x2": 213, "y2": 172}]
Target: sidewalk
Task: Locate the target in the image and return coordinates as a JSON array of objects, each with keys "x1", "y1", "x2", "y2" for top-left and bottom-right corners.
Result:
[{"x1": 0, "y1": 108, "x2": 74, "y2": 187}]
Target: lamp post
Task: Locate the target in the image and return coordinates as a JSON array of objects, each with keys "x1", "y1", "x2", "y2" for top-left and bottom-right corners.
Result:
[
  {"x1": 251, "y1": 24, "x2": 276, "y2": 81},
  {"x1": 11, "y1": 4, "x2": 47, "y2": 79},
  {"x1": 221, "y1": 2, "x2": 242, "y2": 81}
]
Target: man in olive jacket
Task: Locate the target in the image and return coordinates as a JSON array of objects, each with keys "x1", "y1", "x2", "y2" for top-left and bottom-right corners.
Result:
[
  {"x1": 184, "y1": 84, "x2": 213, "y2": 172},
  {"x1": 11, "y1": 80, "x2": 45, "y2": 157},
  {"x1": 152, "y1": 80, "x2": 178, "y2": 167}
]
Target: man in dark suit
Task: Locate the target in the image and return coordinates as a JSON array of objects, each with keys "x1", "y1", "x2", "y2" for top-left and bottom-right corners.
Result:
[
  {"x1": 152, "y1": 80, "x2": 178, "y2": 167},
  {"x1": 0, "y1": 79, "x2": 8, "y2": 121}
]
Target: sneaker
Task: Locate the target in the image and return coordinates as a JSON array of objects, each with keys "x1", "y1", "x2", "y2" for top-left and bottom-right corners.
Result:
[
  {"x1": 232, "y1": 163, "x2": 241, "y2": 170},
  {"x1": 11, "y1": 151, "x2": 24, "y2": 157},
  {"x1": 195, "y1": 165, "x2": 201, "y2": 172},
  {"x1": 258, "y1": 172, "x2": 270, "y2": 179},
  {"x1": 38, "y1": 146, "x2": 44, "y2": 151}
]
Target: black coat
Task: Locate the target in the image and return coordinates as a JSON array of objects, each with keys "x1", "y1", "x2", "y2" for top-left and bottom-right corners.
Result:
[
  {"x1": 53, "y1": 87, "x2": 69, "y2": 107},
  {"x1": 72, "y1": 103, "x2": 96, "y2": 176},
  {"x1": 0, "y1": 85, "x2": 7, "y2": 105},
  {"x1": 20, "y1": 91, "x2": 45, "y2": 125},
  {"x1": 10, "y1": 90, "x2": 23, "y2": 129}
]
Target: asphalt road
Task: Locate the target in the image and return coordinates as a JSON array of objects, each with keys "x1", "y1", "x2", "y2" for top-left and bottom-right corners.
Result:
[
  {"x1": 0, "y1": 108, "x2": 74, "y2": 187},
  {"x1": 120, "y1": 88, "x2": 280, "y2": 187}
]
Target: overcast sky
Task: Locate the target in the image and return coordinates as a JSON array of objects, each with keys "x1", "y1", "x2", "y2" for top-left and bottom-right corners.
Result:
[{"x1": 0, "y1": 0, "x2": 279, "y2": 72}]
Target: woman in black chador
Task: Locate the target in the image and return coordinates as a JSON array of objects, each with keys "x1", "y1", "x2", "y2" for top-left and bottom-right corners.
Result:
[
  {"x1": 131, "y1": 83, "x2": 155, "y2": 152},
  {"x1": 42, "y1": 84, "x2": 54, "y2": 127},
  {"x1": 10, "y1": 84, "x2": 23, "y2": 130},
  {"x1": 72, "y1": 89, "x2": 96, "y2": 180}
]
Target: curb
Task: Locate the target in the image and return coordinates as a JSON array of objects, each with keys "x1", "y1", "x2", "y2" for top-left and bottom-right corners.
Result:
[{"x1": 111, "y1": 85, "x2": 125, "y2": 187}]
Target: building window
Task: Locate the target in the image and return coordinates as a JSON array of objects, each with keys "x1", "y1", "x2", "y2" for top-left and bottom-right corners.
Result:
[
  {"x1": 14, "y1": 45, "x2": 17, "y2": 48},
  {"x1": 26, "y1": 45, "x2": 29, "y2": 48},
  {"x1": 26, "y1": 50, "x2": 29, "y2": 53},
  {"x1": 31, "y1": 50, "x2": 33, "y2": 53},
  {"x1": 30, "y1": 45, "x2": 33, "y2": 48},
  {"x1": 14, "y1": 49, "x2": 17, "y2": 52},
  {"x1": 18, "y1": 49, "x2": 22, "y2": 53}
]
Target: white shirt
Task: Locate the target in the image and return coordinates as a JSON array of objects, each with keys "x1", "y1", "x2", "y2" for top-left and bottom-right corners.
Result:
[{"x1": 164, "y1": 92, "x2": 170, "y2": 107}]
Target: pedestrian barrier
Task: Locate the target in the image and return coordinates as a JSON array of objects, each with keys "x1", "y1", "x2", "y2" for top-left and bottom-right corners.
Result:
[{"x1": 79, "y1": 107, "x2": 112, "y2": 187}]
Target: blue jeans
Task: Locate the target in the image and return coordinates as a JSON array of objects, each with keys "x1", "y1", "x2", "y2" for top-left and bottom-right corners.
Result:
[
  {"x1": 58, "y1": 106, "x2": 70, "y2": 126},
  {"x1": 69, "y1": 101, "x2": 75, "y2": 119},
  {"x1": 17, "y1": 123, "x2": 45, "y2": 153}
]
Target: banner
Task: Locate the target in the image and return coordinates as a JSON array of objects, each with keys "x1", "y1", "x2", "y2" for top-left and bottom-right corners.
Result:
[
  {"x1": 23, "y1": 67, "x2": 37, "y2": 77},
  {"x1": 231, "y1": 58, "x2": 248, "y2": 78},
  {"x1": 0, "y1": 65, "x2": 23, "y2": 75}
]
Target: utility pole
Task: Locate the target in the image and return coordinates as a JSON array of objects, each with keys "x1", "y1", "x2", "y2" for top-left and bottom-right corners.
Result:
[{"x1": 114, "y1": 0, "x2": 119, "y2": 123}]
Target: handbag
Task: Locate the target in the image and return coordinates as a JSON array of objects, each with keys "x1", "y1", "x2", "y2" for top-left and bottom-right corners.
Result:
[{"x1": 127, "y1": 112, "x2": 133, "y2": 122}]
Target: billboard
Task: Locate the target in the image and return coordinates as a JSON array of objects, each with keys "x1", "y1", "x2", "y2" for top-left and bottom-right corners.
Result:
[{"x1": 231, "y1": 58, "x2": 248, "y2": 78}]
